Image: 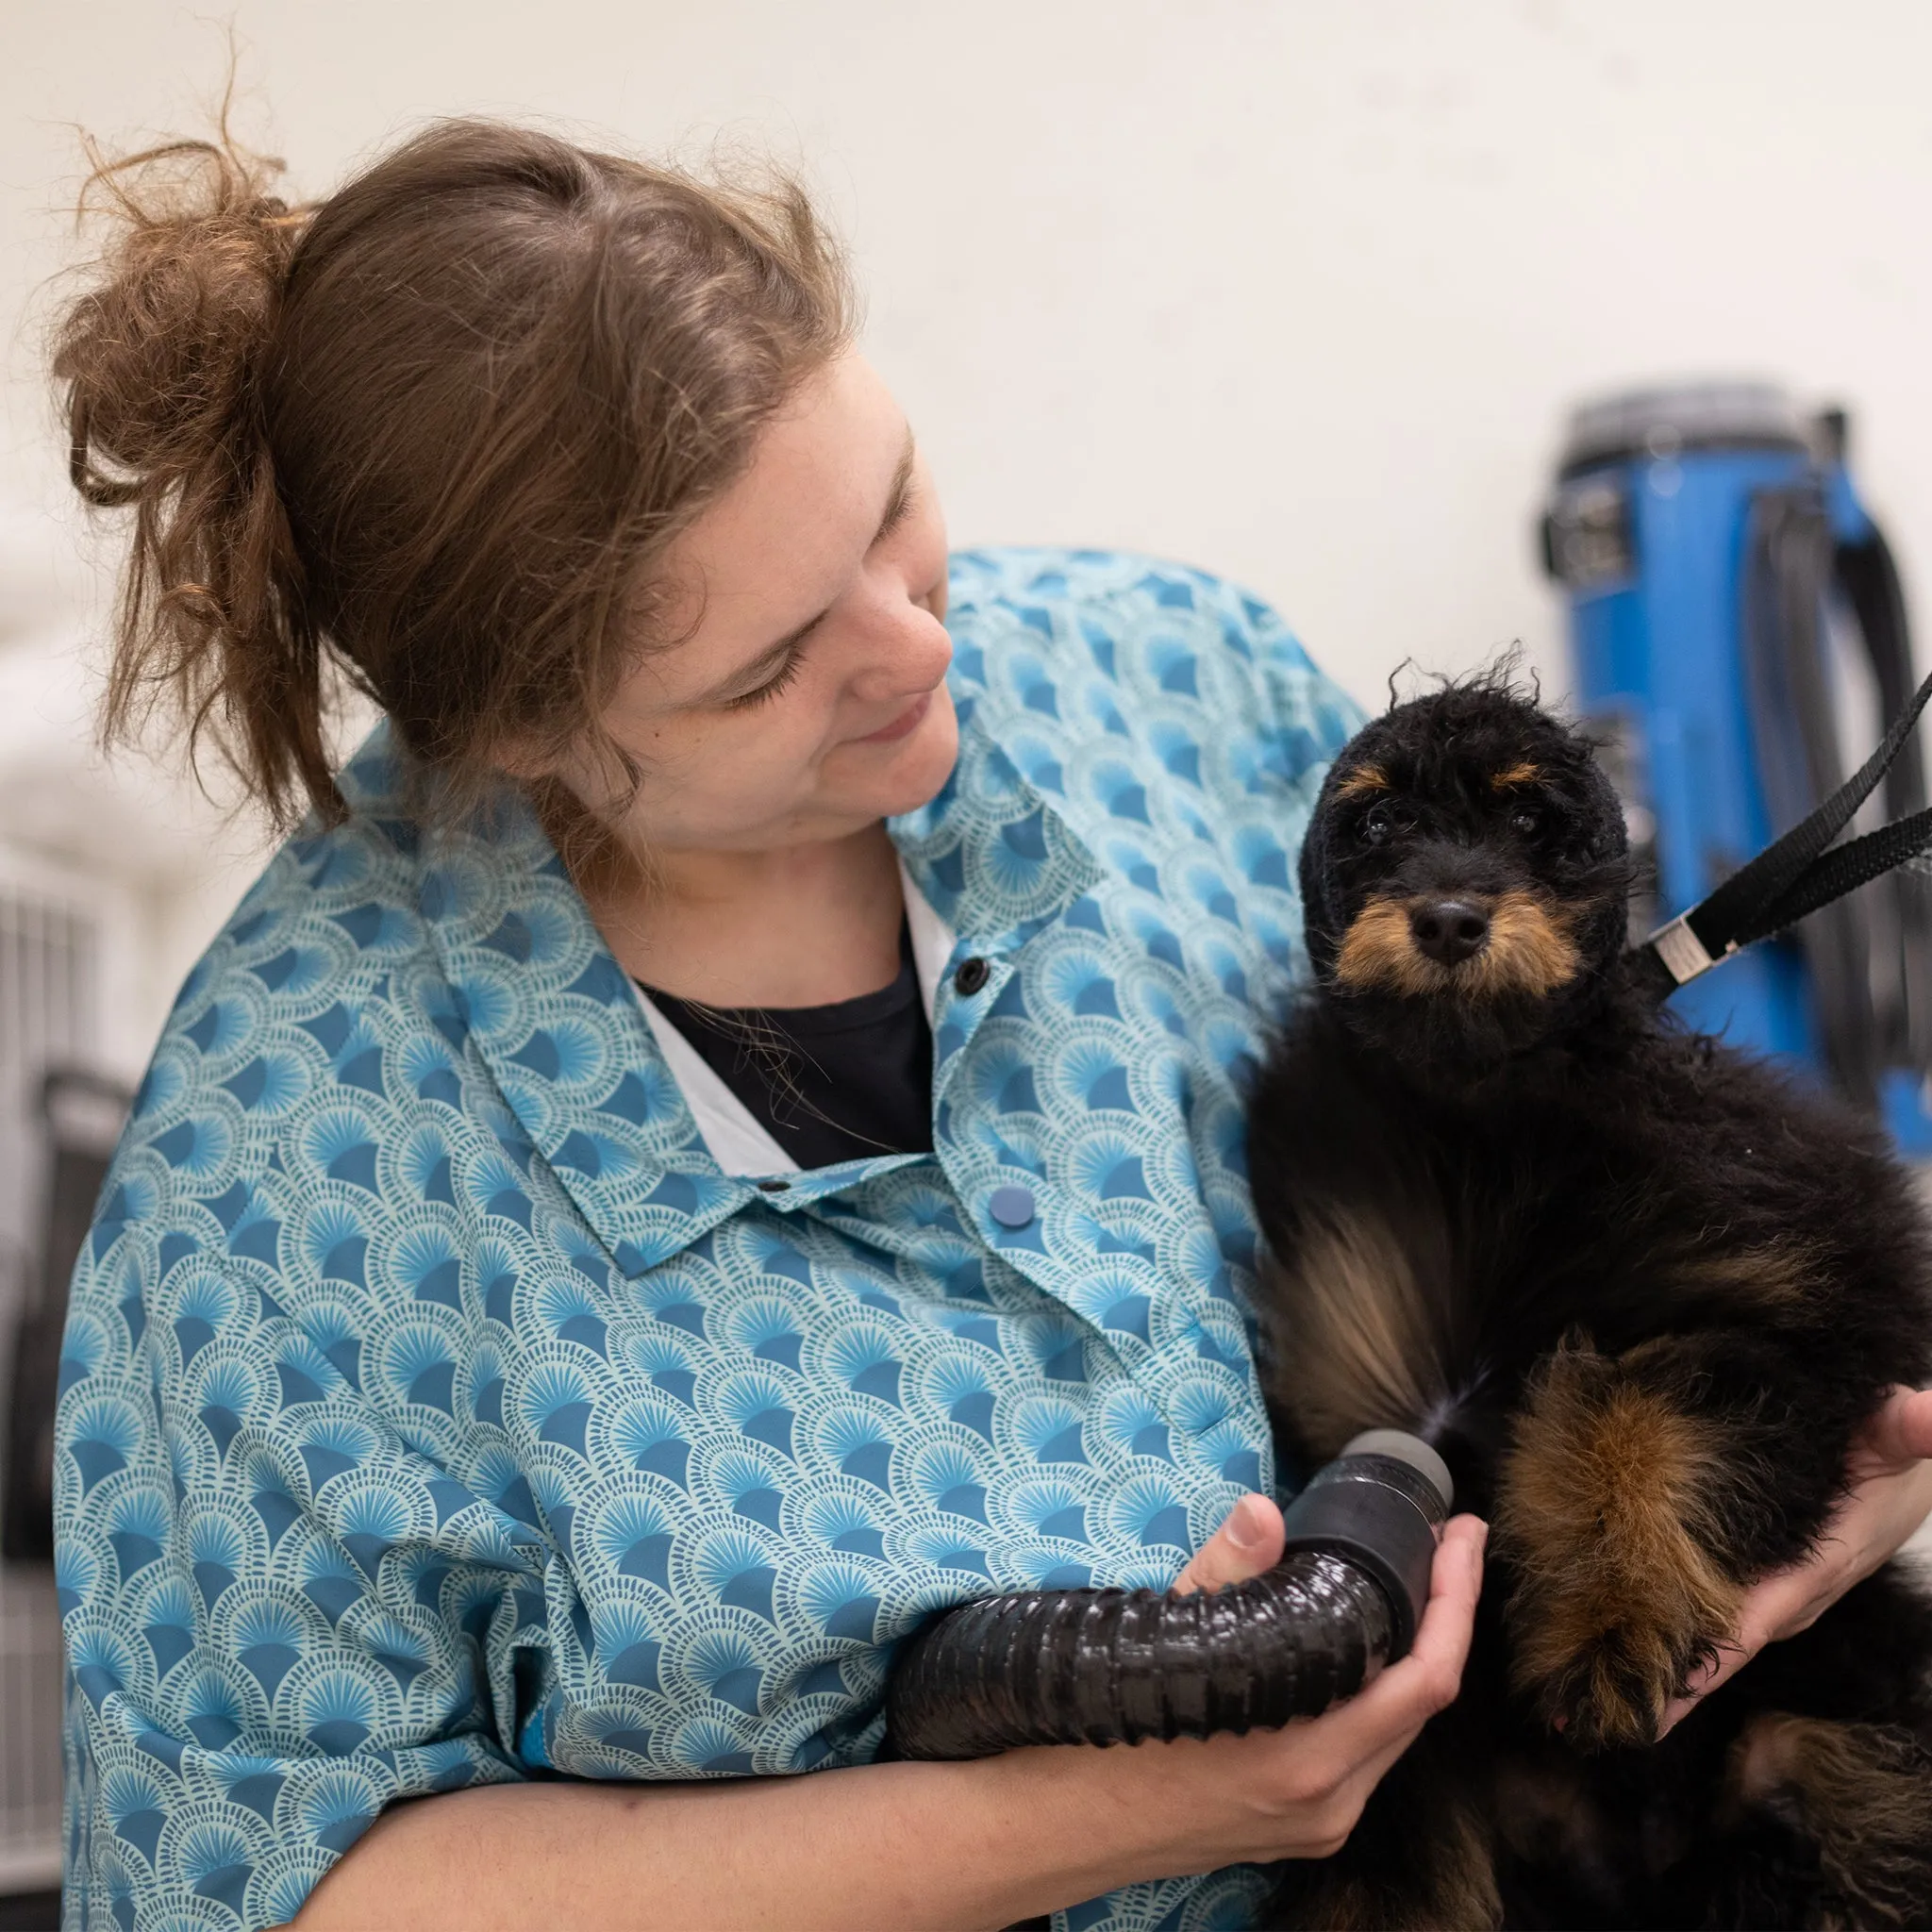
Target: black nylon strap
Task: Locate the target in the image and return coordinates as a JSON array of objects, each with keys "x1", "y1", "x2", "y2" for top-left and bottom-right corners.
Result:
[
  {"x1": 1638, "y1": 668, "x2": 1932, "y2": 997},
  {"x1": 1743, "y1": 806, "x2": 1932, "y2": 941},
  {"x1": 1682, "y1": 667, "x2": 1932, "y2": 959}
]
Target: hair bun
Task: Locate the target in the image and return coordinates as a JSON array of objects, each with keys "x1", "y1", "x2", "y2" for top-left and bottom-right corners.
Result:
[
  {"x1": 54, "y1": 131, "x2": 323, "y2": 824},
  {"x1": 58, "y1": 137, "x2": 305, "y2": 506}
]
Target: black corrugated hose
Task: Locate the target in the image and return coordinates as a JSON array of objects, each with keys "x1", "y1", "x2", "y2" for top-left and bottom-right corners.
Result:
[{"x1": 885, "y1": 1431, "x2": 1453, "y2": 1761}]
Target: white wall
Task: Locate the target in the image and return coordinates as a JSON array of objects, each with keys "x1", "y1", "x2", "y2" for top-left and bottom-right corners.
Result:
[{"x1": 6, "y1": 0, "x2": 1932, "y2": 1054}]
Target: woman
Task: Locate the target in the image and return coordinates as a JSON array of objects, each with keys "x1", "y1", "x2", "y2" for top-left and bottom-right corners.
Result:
[{"x1": 48, "y1": 118, "x2": 1931, "y2": 1932}]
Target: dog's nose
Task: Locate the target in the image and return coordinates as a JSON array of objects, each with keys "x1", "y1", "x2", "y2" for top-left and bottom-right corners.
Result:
[{"x1": 1410, "y1": 898, "x2": 1491, "y2": 966}]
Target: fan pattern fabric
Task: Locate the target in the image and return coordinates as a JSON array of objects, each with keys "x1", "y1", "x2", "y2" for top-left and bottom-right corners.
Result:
[{"x1": 55, "y1": 548, "x2": 1357, "y2": 1932}]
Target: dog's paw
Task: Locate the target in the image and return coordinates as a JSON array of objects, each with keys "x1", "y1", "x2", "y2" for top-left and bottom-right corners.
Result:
[{"x1": 1528, "y1": 1612, "x2": 1714, "y2": 1751}]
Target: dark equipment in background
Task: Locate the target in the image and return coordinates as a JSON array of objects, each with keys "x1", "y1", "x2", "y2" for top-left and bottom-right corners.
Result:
[
  {"x1": 2, "y1": 1069, "x2": 129, "y2": 1562},
  {"x1": 885, "y1": 1430, "x2": 1451, "y2": 1759},
  {"x1": 1543, "y1": 381, "x2": 1932, "y2": 1150}
]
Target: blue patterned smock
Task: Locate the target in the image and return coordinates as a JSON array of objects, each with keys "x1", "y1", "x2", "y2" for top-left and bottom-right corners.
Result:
[{"x1": 55, "y1": 548, "x2": 1360, "y2": 1932}]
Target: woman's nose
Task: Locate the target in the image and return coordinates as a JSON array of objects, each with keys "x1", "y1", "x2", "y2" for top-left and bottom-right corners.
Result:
[{"x1": 845, "y1": 598, "x2": 953, "y2": 700}]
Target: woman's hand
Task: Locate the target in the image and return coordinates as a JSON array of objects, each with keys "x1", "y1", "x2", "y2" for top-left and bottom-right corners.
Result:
[
  {"x1": 1095, "y1": 1492, "x2": 1489, "y2": 1868},
  {"x1": 1657, "y1": 1384, "x2": 1932, "y2": 1736}
]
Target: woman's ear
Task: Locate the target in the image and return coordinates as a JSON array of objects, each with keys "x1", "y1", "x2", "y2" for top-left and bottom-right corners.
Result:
[
  {"x1": 493, "y1": 719, "x2": 639, "y2": 812},
  {"x1": 489, "y1": 737, "x2": 548, "y2": 783}
]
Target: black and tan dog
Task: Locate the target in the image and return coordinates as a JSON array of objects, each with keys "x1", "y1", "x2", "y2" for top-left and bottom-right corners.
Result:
[{"x1": 1247, "y1": 675, "x2": 1932, "y2": 1928}]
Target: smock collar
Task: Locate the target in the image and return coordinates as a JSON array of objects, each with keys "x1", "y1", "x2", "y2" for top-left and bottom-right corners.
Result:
[{"x1": 407, "y1": 711, "x2": 1102, "y2": 1274}]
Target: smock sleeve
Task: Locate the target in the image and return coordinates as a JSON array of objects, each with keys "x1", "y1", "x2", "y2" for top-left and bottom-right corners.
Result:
[{"x1": 56, "y1": 1208, "x2": 530, "y2": 1929}]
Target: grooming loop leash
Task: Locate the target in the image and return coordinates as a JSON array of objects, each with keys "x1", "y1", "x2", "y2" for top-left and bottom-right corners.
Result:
[{"x1": 1639, "y1": 669, "x2": 1932, "y2": 994}]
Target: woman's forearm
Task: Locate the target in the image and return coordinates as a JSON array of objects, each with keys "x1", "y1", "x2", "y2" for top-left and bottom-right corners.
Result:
[
  {"x1": 294, "y1": 1520, "x2": 1485, "y2": 1932},
  {"x1": 294, "y1": 1745, "x2": 1191, "y2": 1932}
]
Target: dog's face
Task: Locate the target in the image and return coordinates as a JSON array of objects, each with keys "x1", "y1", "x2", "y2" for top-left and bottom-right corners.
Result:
[{"x1": 1297, "y1": 682, "x2": 1632, "y2": 1074}]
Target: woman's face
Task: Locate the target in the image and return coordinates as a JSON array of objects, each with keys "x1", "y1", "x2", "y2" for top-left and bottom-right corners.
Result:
[{"x1": 565, "y1": 351, "x2": 957, "y2": 857}]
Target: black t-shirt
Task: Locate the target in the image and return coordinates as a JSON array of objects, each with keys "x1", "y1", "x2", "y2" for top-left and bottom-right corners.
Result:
[{"x1": 639, "y1": 921, "x2": 934, "y2": 1170}]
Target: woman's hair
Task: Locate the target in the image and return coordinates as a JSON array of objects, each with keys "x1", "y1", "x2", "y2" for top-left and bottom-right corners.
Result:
[{"x1": 54, "y1": 115, "x2": 855, "y2": 829}]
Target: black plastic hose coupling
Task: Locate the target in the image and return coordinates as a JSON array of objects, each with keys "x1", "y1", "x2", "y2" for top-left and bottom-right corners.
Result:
[{"x1": 883, "y1": 1429, "x2": 1453, "y2": 1760}]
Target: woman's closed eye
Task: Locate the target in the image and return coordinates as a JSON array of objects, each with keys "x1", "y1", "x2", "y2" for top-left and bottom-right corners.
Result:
[
  {"x1": 721, "y1": 648, "x2": 807, "y2": 711},
  {"x1": 716, "y1": 472, "x2": 924, "y2": 713},
  {"x1": 714, "y1": 434, "x2": 923, "y2": 714}
]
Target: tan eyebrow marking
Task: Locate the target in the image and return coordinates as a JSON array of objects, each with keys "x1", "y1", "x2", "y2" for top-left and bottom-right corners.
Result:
[
  {"x1": 1490, "y1": 761, "x2": 1541, "y2": 790},
  {"x1": 1334, "y1": 764, "x2": 1392, "y2": 800}
]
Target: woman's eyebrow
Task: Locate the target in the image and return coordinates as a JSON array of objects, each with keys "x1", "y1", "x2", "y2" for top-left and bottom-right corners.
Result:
[
  {"x1": 875, "y1": 428, "x2": 917, "y2": 539},
  {"x1": 699, "y1": 428, "x2": 918, "y2": 706}
]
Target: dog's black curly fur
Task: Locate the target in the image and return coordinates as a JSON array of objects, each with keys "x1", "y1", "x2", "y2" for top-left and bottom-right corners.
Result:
[{"x1": 1247, "y1": 676, "x2": 1932, "y2": 1928}]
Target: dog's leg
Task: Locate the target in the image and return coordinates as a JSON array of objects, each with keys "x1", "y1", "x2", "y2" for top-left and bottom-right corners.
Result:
[
  {"x1": 1715, "y1": 1711, "x2": 1932, "y2": 1928},
  {"x1": 1494, "y1": 1337, "x2": 1752, "y2": 1750}
]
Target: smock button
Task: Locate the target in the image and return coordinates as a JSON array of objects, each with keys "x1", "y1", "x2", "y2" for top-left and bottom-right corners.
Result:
[
  {"x1": 953, "y1": 957, "x2": 991, "y2": 996},
  {"x1": 757, "y1": 1178, "x2": 791, "y2": 1193},
  {"x1": 988, "y1": 1184, "x2": 1036, "y2": 1229}
]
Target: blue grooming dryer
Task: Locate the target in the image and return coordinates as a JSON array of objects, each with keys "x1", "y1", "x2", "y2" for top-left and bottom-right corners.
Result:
[{"x1": 1543, "y1": 382, "x2": 1932, "y2": 1152}]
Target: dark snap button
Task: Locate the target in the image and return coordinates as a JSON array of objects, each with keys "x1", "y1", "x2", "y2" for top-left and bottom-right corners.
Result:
[
  {"x1": 988, "y1": 1184, "x2": 1036, "y2": 1229},
  {"x1": 757, "y1": 1178, "x2": 791, "y2": 1193},
  {"x1": 953, "y1": 957, "x2": 991, "y2": 996}
]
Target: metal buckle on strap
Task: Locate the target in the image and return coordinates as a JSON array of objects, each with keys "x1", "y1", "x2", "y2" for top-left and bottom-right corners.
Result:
[{"x1": 1647, "y1": 912, "x2": 1729, "y2": 986}]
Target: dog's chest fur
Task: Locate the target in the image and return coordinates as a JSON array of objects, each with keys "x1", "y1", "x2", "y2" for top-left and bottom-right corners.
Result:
[{"x1": 1250, "y1": 999, "x2": 1922, "y2": 1510}]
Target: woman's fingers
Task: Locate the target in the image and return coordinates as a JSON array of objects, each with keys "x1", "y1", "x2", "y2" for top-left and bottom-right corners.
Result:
[
  {"x1": 1856, "y1": 1384, "x2": 1932, "y2": 1470},
  {"x1": 1171, "y1": 1493, "x2": 1286, "y2": 1596},
  {"x1": 1335, "y1": 1515, "x2": 1486, "y2": 1740},
  {"x1": 1657, "y1": 1641, "x2": 1747, "y2": 1736},
  {"x1": 1241, "y1": 1517, "x2": 1485, "y2": 1859},
  {"x1": 1275, "y1": 1515, "x2": 1488, "y2": 1789},
  {"x1": 1135, "y1": 1514, "x2": 1484, "y2": 1867},
  {"x1": 1657, "y1": 1387, "x2": 1932, "y2": 1739}
]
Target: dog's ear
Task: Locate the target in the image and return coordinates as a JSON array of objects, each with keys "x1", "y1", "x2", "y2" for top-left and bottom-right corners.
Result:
[
  {"x1": 1561, "y1": 730, "x2": 1629, "y2": 863},
  {"x1": 1297, "y1": 775, "x2": 1343, "y2": 976}
]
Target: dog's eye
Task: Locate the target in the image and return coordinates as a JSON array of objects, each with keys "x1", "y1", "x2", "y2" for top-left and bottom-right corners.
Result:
[
  {"x1": 1360, "y1": 804, "x2": 1395, "y2": 846},
  {"x1": 1509, "y1": 806, "x2": 1541, "y2": 838}
]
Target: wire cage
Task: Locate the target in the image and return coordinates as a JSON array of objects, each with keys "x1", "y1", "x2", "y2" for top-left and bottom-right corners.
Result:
[
  {"x1": 0, "y1": 1543, "x2": 63, "y2": 1896},
  {"x1": 0, "y1": 878, "x2": 115, "y2": 1903}
]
